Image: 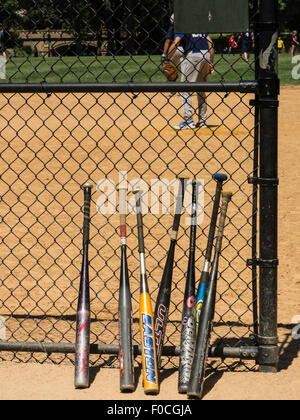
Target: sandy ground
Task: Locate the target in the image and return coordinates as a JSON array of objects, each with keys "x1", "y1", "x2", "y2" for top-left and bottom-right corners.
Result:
[{"x1": 0, "y1": 86, "x2": 299, "y2": 401}]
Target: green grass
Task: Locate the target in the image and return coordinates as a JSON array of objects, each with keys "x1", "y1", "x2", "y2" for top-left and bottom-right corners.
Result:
[{"x1": 1, "y1": 52, "x2": 298, "y2": 85}]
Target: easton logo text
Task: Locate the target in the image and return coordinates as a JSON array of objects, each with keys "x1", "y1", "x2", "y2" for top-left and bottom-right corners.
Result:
[{"x1": 141, "y1": 312, "x2": 157, "y2": 384}]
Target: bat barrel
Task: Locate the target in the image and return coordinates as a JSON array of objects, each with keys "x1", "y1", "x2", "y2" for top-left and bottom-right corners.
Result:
[{"x1": 74, "y1": 308, "x2": 91, "y2": 388}]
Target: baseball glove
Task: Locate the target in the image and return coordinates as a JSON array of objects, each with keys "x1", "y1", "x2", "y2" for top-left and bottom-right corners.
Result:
[{"x1": 163, "y1": 62, "x2": 178, "y2": 82}]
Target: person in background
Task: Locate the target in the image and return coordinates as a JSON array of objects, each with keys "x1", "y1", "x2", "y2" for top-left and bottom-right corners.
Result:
[
  {"x1": 167, "y1": 32, "x2": 214, "y2": 130},
  {"x1": 291, "y1": 30, "x2": 300, "y2": 57},
  {"x1": 0, "y1": 26, "x2": 7, "y2": 63},
  {"x1": 228, "y1": 34, "x2": 237, "y2": 55},
  {"x1": 239, "y1": 29, "x2": 254, "y2": 62},
  {"x1": 277, "y1": 37, "x2": 284, "y2": 53}
]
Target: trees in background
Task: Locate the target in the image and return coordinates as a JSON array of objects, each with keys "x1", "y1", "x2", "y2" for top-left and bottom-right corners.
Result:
[
  {"x1": 1, "y1": 0, "x2": 298, "y2": 55},
  {"x1": 0, "y1": 0, "x2": 172, "y2": 55}
]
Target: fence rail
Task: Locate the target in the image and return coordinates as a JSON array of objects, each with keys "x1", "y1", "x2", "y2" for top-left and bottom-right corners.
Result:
[{"x1": 0, "y1": 81, "x2": 259, "y2": 93}]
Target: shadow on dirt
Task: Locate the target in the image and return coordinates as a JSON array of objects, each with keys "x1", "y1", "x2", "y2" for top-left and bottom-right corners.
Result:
[{"x1": 278, "y1": 323, "x2": 300, "y2": 371}]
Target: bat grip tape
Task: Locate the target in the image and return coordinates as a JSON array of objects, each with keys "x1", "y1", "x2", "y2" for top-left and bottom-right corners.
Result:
[
  {"x1": 172, "y1": 178, "x2": 186, "y2": 232},
  {"x1": 136, "y1": 213, "x2": 145, "y2": 254},
  {"x1": 205, "y1": 186, "x2": 222, "y2": 261},
  {"x1": 214, "y1": 199, "x2": 230, "y2": 253},
  {"x1": 83, "y1": 201, "x2": 91, "y2": 243}
]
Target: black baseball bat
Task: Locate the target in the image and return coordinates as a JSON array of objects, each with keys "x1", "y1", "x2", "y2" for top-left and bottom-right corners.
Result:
[
  {"x1": 194, "y1": 173, "x2": 227, "y2": 332},
  {"x1": 187, "y1": 191, "x2": 232, "y2": 399},
  {"x1": 134, "y1": 190, "x2": 159, "y2": 395},
  {"x1": 154, "y1": 177, "x2": 186, "y2": 369},
  {"x1": 74, "y1": 182, "x2": 92, "y2": 389},
  {"x1": 118, "y1": 187, "x2": 135, "y2": 392},
  {"x1": 178, "y1": 179, "x2": 199, "y2": 393}
]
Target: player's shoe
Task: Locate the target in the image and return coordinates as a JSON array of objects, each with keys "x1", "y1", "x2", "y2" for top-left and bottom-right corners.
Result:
[
  {"x1": 195, "y1": 121, "x2": 207, "y2": 128},
  {"x1": 174, "y1": 121, "x2": 195, "y2": 130}
]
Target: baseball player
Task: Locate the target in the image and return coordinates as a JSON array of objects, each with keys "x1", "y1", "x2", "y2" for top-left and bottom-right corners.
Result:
[
  {"x1": 228, "y1": 34, "x2": 237, "y2": 55},
  {"x1": 167, "y1": 33, "x2": 214, "y2": 129},
  {"x1": 238, "y1": 29, "x2": 254, "y2": 62},
  {"x1": 0, "y1": 26, "x2": 7, "y2": 63},
  {"x1": 291, "y1": 30, "x2": 300, "y2": 57},
  {"x1": 277, "y1": 37, "x2": 284, "y2": 53}
]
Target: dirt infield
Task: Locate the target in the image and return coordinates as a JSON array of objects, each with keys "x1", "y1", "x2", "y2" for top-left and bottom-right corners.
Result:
[{"x1": 0, "y1": 86, "x2": 299, "y2": 400}]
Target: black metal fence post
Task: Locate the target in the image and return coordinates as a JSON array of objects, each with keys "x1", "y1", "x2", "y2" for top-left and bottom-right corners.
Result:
[{"x1": 256, "y1": 0, "x2": 279, "y2": 372}]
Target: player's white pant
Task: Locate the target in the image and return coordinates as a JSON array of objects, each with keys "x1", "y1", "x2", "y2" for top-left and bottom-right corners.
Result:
[{"x1": 180, "y1": 50, "x2": 210, "y2": 124}]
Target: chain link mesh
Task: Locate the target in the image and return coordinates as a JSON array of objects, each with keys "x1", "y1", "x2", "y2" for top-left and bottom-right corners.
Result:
[{"x1": 0, "y1": 1, "x2": 259, "y2": 371}]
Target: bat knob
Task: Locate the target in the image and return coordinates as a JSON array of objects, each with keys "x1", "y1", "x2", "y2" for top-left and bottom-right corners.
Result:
[
  {"x1": 82, "y1": 183, "x2": 93, "y2": 190},
  {"x1": 222, "y1": 190, "x2": 233, "y2": 201},
  {"x1": 213, "y1": 173, "x2": 227, "y2": 183}
]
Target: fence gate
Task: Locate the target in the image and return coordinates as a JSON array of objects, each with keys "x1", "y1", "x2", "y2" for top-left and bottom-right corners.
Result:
[{"x1": 0, "y1": 0, "x2": 278, "y2": 378}]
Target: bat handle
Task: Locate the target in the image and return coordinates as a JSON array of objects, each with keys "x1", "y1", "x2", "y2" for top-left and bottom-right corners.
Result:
[
  {"x1": 169, "y1": 177, "x2": 187, "y2": 240},
  {"x1": 134, "y1": 190, "x2": 145, "y2": 254},
  {"x1": 82, "y1": 182, "x2": 92, "y2": 243},
  {"x1": 118, "y1": 187, "x2": 127, "y2": 242},
  {"x1": 204, "y1": 173, "x2": 227, "y2": 261},
  {"x1": 215, "y1": 191, "x2": 232, "y2": 253}
]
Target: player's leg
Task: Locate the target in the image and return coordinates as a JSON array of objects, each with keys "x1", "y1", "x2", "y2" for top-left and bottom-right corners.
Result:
[
  {"x1": 291, "y1": 44, "x2": 295, "y2": 57},
  {"x1": 174, "y1": 54, "x2": 195, "y2": 129},
  {"x1": 196, "y1": 51, "x2": 210, "y2": 128}
]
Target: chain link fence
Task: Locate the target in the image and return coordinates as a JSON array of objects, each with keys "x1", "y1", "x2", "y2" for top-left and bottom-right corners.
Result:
[{"x1": 0, "y1": 1, "x2": 266, "y2": 373}]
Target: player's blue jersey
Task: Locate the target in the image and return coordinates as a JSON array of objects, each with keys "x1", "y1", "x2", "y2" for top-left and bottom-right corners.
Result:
[
  {"x1": 242, "y1": 30, "x2": 253, "y2": 47},
  {"x1": 174, "y1": 33, "x2": 209, "y2": 52}
]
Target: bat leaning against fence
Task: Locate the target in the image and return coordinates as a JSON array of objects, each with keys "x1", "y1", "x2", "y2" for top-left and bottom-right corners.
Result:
[
  {"x1": 194, "y1": 173, "x2": 227, "y2": 333},
  {"x1": 118, "y1": 187, "x2": 135, "y2": 392},
  {"x1": 188, "y1": 190, "x2": 232, "y2": 399},
  {"x1": 153, "y1": 177, "x2": 187, "y2": 370},
  {"x1": 74, "y1": 182, "x2": 92, "y2": 389},
  {"x1": 178, "y1": 179, "x2": 199, "y2": 393},
  {"x1": 134, "y1": 189, "x2": 159, "y2": 395}
]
